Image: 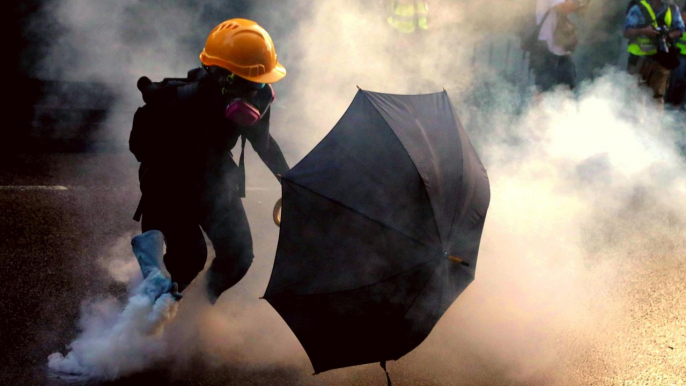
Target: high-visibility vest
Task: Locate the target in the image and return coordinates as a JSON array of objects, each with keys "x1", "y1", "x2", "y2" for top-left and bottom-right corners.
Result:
[
  {"x1": 677, "y1": 33, "x2": 686, "y2": 55},
  {"x1": 627, "y1": 0, "x2": 673, "y2": 56},
  {"x1": 416, "y1": 1, "x2": 428, "y2": 31},
  {"x1": 387, "y1": 1, "x2": 429, "y2": 34}
]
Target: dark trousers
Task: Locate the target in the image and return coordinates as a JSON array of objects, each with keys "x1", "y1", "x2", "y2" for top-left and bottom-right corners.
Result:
[
  {"x1": 141, "y1": 185, "x2": 253, "y2": 303},
  {"x1": 666, "y1": 55, "x2": 686, "y2": 108},
  {"x1": 530, "y1": 44, "x2": 576, "y2": 92}
]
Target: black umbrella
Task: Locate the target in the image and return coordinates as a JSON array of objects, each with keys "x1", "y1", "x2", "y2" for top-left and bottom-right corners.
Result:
[{"x1": 264, "y1": 88, "x2": 490, "y2": 375}]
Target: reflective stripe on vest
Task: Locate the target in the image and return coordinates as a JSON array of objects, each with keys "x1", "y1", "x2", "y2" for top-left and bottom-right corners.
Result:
[
  {"x1": 627, "y1": 1, "x2": 673, "y2": 56},
  {"x1": 388, "y1": 3, "x2": 416, "y2": 34},
  {"x1": 416, "y1": 1, "x2": 429, "y2": 30},
  {"x1": 678, "y1": 34, "x2": 686, "y2": 55}
]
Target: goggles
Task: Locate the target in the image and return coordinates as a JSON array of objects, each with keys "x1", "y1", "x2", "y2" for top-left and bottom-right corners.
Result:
[
  {"x1": 203, "y1": 66, "x2": 273, "y2": 127},
  {"x1": 203, "y1": 65, "x2": 265, "y2": 93}
]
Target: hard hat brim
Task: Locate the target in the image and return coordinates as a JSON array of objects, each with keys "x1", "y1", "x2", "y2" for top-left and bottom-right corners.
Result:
[
  {"x1": 200, "y1": 51, "x2": 287, "y2": 84},
  {"x1": 244, "y1": 62, "x2": 287, "y2": 84}
]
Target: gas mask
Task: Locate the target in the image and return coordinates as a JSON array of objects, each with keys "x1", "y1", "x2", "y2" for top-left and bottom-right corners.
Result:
[
  {"x1": 204, "y1": 66, "x2": 273, "y2": 126},
  {"x1": 224, "y1": 98, "x2": 263, "y2": 126}
]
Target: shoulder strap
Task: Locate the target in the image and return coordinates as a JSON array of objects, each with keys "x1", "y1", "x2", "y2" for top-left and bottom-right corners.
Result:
[
  {"x1": 238, "y1": 135, "x2": 247, "y2": 198},
  {"x1": 380, "y1": 361, "x2": 392, "y2": 386},
  {"x1": 636, "y1": 1, "x2": 657, "y2": 25},
  {"x1": 539, "y1": 9, "x2": 552, "y2": 27}
]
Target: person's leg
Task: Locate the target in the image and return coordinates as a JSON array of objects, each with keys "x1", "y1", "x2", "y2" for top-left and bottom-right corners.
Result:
[
  {"x1": 532, "y1": 46, "x2": 557, "y2": 93},
  {"x1": 556, "y1": 55, "x2": 577, "y2": 91},
  {"x1": 644, "y1": 60, "x2": 671, "y2": 102},
  {"x1": 666, "y1": 55, "x2": 686, "y2": 107},
  {"x1": 142, "y1": 201, "x2": 207, "y2": 292},
  {"x1": 627, "y1": 54, "x2": 642, "y2": 76},
  {"x1": 200, "y1": 194, "x2": 254, "y2": 304}
]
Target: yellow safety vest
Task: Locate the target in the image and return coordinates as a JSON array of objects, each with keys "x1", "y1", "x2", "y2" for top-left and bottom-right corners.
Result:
[
  {"x1": 627, "y1": 0, "x2": 673, "y2": 56},
  {"x1": 387, "y1": 1, "x2": 429, "y2": 34},
  {"x1": 678, "y1": 33, "x2": 686, "y2": 54}
]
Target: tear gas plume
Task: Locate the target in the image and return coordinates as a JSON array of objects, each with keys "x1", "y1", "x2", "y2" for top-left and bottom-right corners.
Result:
[
  {"x1": 33, "y1": 0, "x2": 686, "y2": 384},
  {"x1": 48, "y1": 279, "x2": 180, "y2": 379}
]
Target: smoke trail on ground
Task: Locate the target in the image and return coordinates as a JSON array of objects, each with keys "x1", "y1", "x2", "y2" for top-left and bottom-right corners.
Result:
[{"x1": 47, "y1": 277, "x2": 180, "y2": 379}]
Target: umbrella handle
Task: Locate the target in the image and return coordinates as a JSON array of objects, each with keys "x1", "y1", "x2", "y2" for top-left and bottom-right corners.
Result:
[
  {"x1": 273, "y1": 198, "x2": 282, "y2": 227},
  {"x1": 448, "y1": 255, "x2": 470, "y2": 267}
]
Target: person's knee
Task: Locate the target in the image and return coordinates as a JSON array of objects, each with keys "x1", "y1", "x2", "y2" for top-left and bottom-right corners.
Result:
[
  {"x1": 211, "y1": 247, "x2": 254, "y2": 281},
  {"x1": 164, "y1": 238, "x2": 208, "y2": 287},
  {"x1": 205, "y1": 248, "x2": 254, "y2": 303}
]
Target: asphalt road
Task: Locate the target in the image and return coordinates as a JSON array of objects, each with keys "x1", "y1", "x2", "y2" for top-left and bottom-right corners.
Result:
[{"x1": 1, "y1": 152, "x2": 685, "y2": 386}]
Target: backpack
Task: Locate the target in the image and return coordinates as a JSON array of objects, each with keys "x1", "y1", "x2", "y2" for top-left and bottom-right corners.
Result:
[
  {"x1": 129, "y1": 73, "x2": 202, "y2": 163},
  {"x1": 553, "y1": 13, "x2": 579, "y2": 52}
]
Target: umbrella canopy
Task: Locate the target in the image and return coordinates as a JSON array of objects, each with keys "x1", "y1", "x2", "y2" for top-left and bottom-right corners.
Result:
[{"x1": 264, "y1": 89, "x2": 490, "y2": 374}]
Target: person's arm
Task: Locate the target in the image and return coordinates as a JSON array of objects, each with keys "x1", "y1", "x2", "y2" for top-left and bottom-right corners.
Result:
[
  {"x1": 625, "y1": 26, "x2": 660, "y2": 39},
  {"x1": 623, "y1": 5, "x2": 660, "y2": 39},
  {"x1": 668, "y1": 7, "x2": 685, "y2": 39},
  {"x1": 243, "y1": 109, "x2": 290, "y2": 181},
  {"x1": 555, "y1": 0, "x2": 578, "y2": 16}
]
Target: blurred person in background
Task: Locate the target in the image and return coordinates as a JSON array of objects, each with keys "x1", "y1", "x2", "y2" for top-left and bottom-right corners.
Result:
[
  {"x1": 386, "y1": 0, "x2": 429, "y2": 34},
  {"x1": 530, "y1": 0, "x2": 589, "y2": 92},
  {"x1": 624, "y1": 0, "x2": 685, "y2": 104},
  {"x1": 129, "y1": 19, "x2": 290, "y2": 305},
  {"x1": 384, "y1": 0, "x2": 436, "y2": 89},
  {"x1": 665, "y1": 1, "x2": 686, "y2": 109}
]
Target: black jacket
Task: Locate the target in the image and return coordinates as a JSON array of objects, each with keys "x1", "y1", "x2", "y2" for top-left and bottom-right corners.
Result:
[{"x1": 131, "y1": 67, "x2": 289, "y2": 218}]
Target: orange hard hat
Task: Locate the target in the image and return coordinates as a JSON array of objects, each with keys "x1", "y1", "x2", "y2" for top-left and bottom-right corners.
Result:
[{"x1": 199, "y1": 18, "x2": 286, "y2": 84}]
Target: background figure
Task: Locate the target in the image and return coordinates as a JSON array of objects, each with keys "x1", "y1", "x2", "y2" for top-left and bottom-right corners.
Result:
[
  {"x1": 665, "y1": 1, "x2": 686, "y2": 109},
  {"x1": 530, "y1": 0, "x2": 586, "y2": 92},
  {"x1": 384, "y1": 0, "x2": 435, "y2": 89},
  {"x1": 624, "y1": 0, "x2": 685, "y2": 104},
  {"x1": 386, "y1": 0, "x2": 429, "y2": 34}
]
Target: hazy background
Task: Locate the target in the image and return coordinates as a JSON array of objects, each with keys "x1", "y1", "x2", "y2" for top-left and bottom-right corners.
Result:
[{"x1": 6, "y1": 0, "x2": 686, "y2": 384}]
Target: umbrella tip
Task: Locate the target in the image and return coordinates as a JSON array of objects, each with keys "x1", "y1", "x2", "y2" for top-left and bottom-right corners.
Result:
[{"x1": 356, "y1": 85, "x2": 361, "y2": 90}]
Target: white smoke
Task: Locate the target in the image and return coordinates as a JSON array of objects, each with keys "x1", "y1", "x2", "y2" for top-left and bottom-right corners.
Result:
[
  {"x1": 98, "y1": 232, "x2": 141, "y2": 285},
  {"x1": 47, "y1": 276, "x2": 180, "y2": 380},
  {"x1": 409, "y1": 71, "x2": 686, "y2": 384}
]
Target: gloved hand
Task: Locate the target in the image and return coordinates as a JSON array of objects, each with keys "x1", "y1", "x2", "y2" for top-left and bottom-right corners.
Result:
[
  {"x1": 132, "y1": 230, "x2": 183, "y2": 301},
  {"x1": 139, "y1": 269, "x2": 183, "y2": 301}
]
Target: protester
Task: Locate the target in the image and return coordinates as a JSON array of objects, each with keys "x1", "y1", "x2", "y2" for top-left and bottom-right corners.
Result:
[
  {"x1": 624, "y1": 0, "x2": 685, "y2": 104},
  {"x1": 129, "y1": 19, "x2": 289, "y2": 304},
  {"x1": 530, "y1": 0, "x2": 588, "y2": 92}
]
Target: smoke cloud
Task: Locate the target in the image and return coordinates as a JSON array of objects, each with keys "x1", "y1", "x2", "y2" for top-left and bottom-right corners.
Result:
[
  {"x1": 35, "y1": 0, "x2": 686, "y2": 384},
  {"x1": 48, "y1": 279, "x2": 180, "y2": 379}
]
